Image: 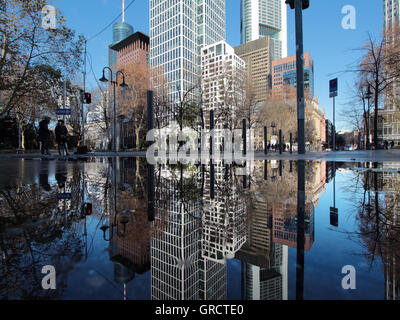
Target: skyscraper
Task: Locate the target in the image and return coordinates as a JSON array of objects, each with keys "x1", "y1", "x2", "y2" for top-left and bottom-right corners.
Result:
[
  {"x1": 240, "y1": 0, "x2": 287, "y2": 59},
  {"x1": 382, "y1": 0, "x2": 400, "y2": 146},
  {"x1": 235, "y1": 36, "x2": 274, "y2": 103},
  {"x1": 384, "y1": 0, "x2": 400, "y2": 28},
  {"x1": 109, "y1": 0, "x2": 134, "y2": 68},
  {"x1": 150, "y1": 0, "x2": 226, "y2": 105},
  {"x1": 271, "y1": 52, "x2": 314, "y2": 98}
]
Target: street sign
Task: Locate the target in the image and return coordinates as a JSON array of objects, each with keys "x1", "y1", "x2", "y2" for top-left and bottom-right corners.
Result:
[
  {"x1": 57, "y1": 193, "x2": 72, "y2": 200},
  {"x1": 329, "y1": 78, "x2": 338, "y2": 97},
  {"x1": 56, "y1": 108, "x2": 71, "y2": 115},
  {"x1": 330, "y1": 206, "x2": 338, "y2": 227}
]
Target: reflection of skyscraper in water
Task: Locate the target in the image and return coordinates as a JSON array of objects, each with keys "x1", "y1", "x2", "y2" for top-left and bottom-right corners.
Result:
[
  {"x1": 151, "y1": 164, "x2": 239, "y2": 300},
  {"x1": 237, "y1": 186, "x2": 288, "y2": 300},
  {"x1": 107, "y1": 158, "x2": 151, "y2": 298},
  {"x1": 380, "y1": 163, "x2": 400, "y2": 300},
  {"x1": 272, "y1": 202, "x2": 315, "y2": 251},
  {"x1": 202, "y1": 161, "x2": 247, "y2": 264},
  {"x1": 151, "y1": 166, "x2": 203, "y2": 300}
]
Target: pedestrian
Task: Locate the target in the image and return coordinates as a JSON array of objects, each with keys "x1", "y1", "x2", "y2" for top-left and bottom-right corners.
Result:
[
  {"x1": 384, "y1": 140, "x2": 389, "y2": 150},
  {"x1": 55, "y1": 119, "x2": 69, "y2": 156},
  {"x1": 391, "y1": 141, "x2": 395, "y2": 149},
  {"x1": 38, "y1": 117, "x2": 52, "y2": 155}
]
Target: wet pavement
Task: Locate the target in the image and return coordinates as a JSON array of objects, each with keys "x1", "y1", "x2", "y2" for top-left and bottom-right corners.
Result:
[{"x1": 0, "y1": 157, "x2": 399, "y2": 300}]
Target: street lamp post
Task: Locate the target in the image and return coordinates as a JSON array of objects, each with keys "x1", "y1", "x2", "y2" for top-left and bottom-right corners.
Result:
[
  {"x1": 365, "y1": 85, "x2": 372, "y2": 150},
  {"x1": 286, "y1": 0, "x2": 309, "y2": 155},
  {"x1": 99, "y1": 67, "x2": 128, "y2": 153}
]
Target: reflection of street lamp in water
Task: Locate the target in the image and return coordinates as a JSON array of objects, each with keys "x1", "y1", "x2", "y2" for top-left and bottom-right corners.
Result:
[{"x1": 100, "y1": 209, "x2": 134, "y2": 241}]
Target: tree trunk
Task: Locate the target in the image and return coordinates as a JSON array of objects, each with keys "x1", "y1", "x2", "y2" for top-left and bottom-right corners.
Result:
[{"x1": 135, "y1": 128, "x2": 140, "y2": 150}]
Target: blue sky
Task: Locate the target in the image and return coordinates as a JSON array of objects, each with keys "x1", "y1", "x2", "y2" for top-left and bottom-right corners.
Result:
[{"x1": 51, "y1": 0, "x2": 383, "y2": 130}]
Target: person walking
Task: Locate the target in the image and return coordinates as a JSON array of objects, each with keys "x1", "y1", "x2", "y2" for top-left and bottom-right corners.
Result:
[
  {"x1": 55, "y1": 119, "x2": 69, "y2": 156},
  {"x1": 38, "y1": 117, "x2": 52, "y2": 155},
  {"x1": 391, "y1": 140, "x2": 395, "y2": 149}
]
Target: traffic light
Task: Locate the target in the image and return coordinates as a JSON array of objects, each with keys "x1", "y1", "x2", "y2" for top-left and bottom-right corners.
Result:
[
  {"x1": 286, "y1": 0, "x2": 294, "y2": 9},
  {"x1": 84, "y1": 92, "x2": 91, "y2": 104},
  {"x1": 286, "y1": 0, "x2": 309, "y2": 10},
  {"x1": 84, "y1": 203, "x2": 92, "y2": 215}
]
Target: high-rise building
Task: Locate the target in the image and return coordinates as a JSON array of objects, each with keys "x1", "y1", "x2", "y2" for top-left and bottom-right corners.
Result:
[
  {"x1": 109, "y1": 0, "x2": 134, "y2": 68},
  {"x1": 201, "y1": 40, "x2": 246, "y2": 139},
  {"x1": 271, "y1": 52, "x2": 314, "y2": 98},
  {"x1": 150, "y1": 0, "x2": 226, "y2": 105},
  {"x1": 235, "y1": 36, "x2": 274, "y2": 103},
  {"x1": 240, "y1": 0, "x2": 287, "y2": 59},
  {"x1": 384, "y1": 0, "x2": 400, "y2": 28},
  {"x1": 110, "y1": 31, "x2": 150, "y2": 67},
  {"x1": 382, "y1": 0, "x2": 400, "y2": 146}
]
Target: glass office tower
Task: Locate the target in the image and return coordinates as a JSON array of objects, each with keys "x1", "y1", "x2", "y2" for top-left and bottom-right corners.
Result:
[
  {"x1": 150, "y1": 0, "x2": 226, "y2": 104},
  {"x1": 240, "y1": 0, "x2": 287, "y2": 59}
]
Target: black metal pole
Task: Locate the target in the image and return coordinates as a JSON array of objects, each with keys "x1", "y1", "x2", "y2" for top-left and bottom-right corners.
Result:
[
  {"x1": 264, "y1": 126, "x2": 268, "y2": 155},
  {"x1": 296, "y1": 159, "x2": 306, "y2": 300},
  {"x1": 295, "y1": 0, "x2": 305, "y2": 154},
  {"x1": 147, "y1": 91, "x2": 154, "y2": 134},
  {"x1": 210, "y1": 110, "x2": 214, "y2": 157},
  {"x1": 210, "y1": 163, "x2": 215, "y2": 200},
  {"x1": 290, "y1": 132, "x2": 293, "y2": 154},
  {"x1": 113, "y1": 81, "x2": 117, "y2": 153},
  {"x1": 264, "y1": 160, "x2": 268, "y2": 180},
  {"x1": 243, "y1": 119, "x2": 247, "y2": 156},
  {"x1": 147, "y1": 90, "x2": 155, "y2": 222},
  {"x1": 333, "y1": 96, "x2": 336, "y2": 152}
]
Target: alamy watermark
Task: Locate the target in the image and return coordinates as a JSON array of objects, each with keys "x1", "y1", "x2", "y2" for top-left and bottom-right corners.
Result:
[
  {"x1": 41, "y1": 265, "x2": 56, "y2": 290},
  {"x1": 341, "y1": 265, "x2": 356, "y2": 290},
  {"x1": 41, "y1": 5, "x2": 56, "y2": 30},
  {"x1": 146, "y1": 122, "x2": 255, "y2": 169},
  {"x1": 342, "y1": 5, "x2": 356, "y2": 30}
]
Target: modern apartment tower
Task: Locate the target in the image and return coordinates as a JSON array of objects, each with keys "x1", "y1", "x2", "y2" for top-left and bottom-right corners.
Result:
[
  {"x1": 150, "y1": 0, "x2": 226, "y2": 105},
  {"x1": 240, "y1": 0, "x2": 287, "y2": 59},
  {"x1": 201, "y1": 41, "x2": 246, "y2": 138}
]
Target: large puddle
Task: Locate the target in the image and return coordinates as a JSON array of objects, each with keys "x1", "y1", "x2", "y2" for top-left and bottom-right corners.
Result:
[{"x1": 0, "y1": 158, "x2": 399, "y2": 300}]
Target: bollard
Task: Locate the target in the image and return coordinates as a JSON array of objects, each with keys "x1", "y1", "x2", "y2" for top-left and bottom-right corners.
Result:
[{"x1": 264, "y1": 126, "x2": 268, "y2": 155}]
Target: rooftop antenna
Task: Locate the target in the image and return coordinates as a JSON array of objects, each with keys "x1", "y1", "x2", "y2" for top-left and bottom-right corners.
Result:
[{"x1": 122, "y1": 0, "x2": 125, "y2": 22}]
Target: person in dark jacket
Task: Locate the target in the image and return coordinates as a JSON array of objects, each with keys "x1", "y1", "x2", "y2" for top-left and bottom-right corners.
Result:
[
  {"x1": 38, "y1": 117, "x2": 51, "y2": 155},
  {"x1": 55, "y1": 119, "x2": 69, "y2": 156}
]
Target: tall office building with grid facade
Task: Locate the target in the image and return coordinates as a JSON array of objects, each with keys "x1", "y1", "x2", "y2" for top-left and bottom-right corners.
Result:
[
  {"x1": 382, "y1": 0, "x2": 400, "y2": 146},
  {"x1": 240, "y1": 0, "x2": 287, "y2": 60},
  {"x1": 150, "y1": 0, "x2": 226, "y2": 107}
]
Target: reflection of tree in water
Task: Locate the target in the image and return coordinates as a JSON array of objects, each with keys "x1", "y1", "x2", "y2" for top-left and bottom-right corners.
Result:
[
  {"x1": 342, "y1": 167, "x2": 400, "y2": 299},
  {"x1": 0, "y1": 182, "x2": 85, "y2": 299}
]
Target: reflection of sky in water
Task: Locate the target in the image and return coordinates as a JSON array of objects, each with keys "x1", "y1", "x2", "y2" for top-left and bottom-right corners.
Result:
[
  {"x1": 0, "y1": 159, "x2": 397, "y2": 300},
  {"x1": 288, "y1": 170, "x2": 384, "y2": 300}
]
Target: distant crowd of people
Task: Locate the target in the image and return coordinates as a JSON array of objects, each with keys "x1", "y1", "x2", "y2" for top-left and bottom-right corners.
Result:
[
  {"x1": 266, "y1": 142, "x2": 291, "y2": 152},
  {"x1": 383, "y1": 140, "x2": 396, "y2": 150},
  {"x1": 38, "y1": 117, "x2": 69, "y2": 156}
]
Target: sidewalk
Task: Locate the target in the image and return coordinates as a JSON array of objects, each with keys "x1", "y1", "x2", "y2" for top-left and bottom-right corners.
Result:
[{"x1": 0, "y1": 149, "x2": 399, "y2": 162}]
